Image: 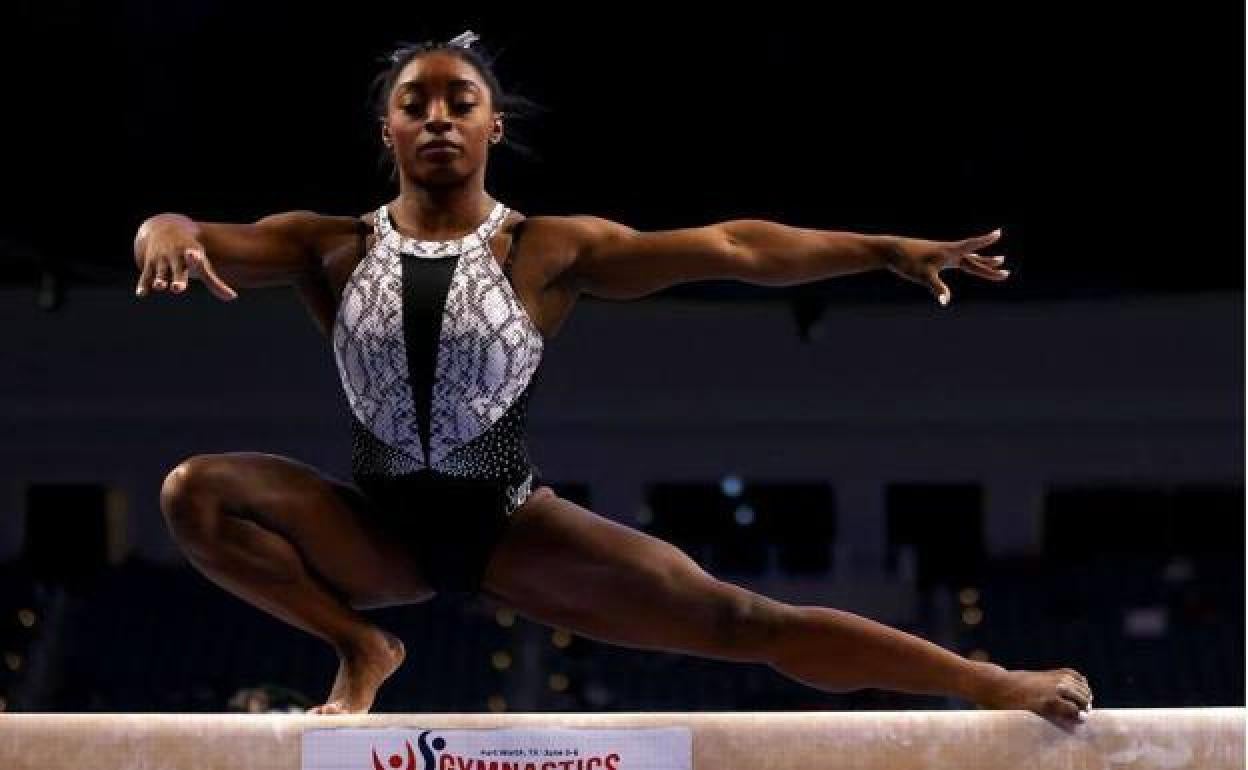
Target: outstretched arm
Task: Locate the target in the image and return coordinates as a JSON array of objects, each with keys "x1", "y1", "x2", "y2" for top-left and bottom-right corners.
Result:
[
  {"x1": 133, "y1": 211, "x2": 362, "y2": 300},
  {"x1": 553, "y1": 216, "x2": 1009, "y2": 304}
]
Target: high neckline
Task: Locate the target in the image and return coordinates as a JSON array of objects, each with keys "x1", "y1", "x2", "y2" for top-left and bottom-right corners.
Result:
[
  {"x1": 377, "y1": 202, "x2": 509, "y2": 259},
  {"x1": 380, "y1": 202, "x2": 506, "y2": 244}
]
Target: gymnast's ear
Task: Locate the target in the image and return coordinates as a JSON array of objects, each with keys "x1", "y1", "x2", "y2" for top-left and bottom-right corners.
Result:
[{"x1": 490, "y1": 114, "x2": 505, "y2": 146}]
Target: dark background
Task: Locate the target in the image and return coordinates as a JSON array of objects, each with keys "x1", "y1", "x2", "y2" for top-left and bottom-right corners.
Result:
[{"x1": 4, "y1": 2, "x2": 1243, "y2": 300}]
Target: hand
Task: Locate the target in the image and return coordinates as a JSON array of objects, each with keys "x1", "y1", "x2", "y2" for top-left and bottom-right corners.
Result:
[
  {"x1": 884, "y1": 228, "x2": 1009, "y2": 306},
  {"x1": 134, "y1": 215, "x2": 238, "y2": 301}
]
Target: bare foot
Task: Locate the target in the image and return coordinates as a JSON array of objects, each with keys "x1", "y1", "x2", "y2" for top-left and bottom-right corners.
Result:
[
  {"x1": 307, "y1": 630, "x2": 406, "y2": 715},
  {"x1": 972, "y1": 663, "x2": 1093, "y2": 732}
]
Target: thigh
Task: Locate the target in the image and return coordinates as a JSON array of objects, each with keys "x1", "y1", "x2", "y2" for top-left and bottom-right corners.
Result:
[
  {"x1": 481, "y1": 487, "x2": 780, "y2": 658},
  {"x1": 168, "y1": 451, "x2": 435, "y2": 609}
]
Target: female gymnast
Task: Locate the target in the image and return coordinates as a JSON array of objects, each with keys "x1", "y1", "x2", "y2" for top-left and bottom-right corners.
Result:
[{"x1": 133, "y1": 31, "x2": 1093, "y2": 728}]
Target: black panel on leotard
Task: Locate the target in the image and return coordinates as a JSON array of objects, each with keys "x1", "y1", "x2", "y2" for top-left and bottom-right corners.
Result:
[{"x1": 400, "y1": 254, "x2": 458, "y2": 458}]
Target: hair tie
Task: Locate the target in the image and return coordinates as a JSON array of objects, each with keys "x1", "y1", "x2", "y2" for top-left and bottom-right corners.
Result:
[
  {"x1": 445, "y1": 30, "x2": 480, "y2": 49},
  {"x1": 386, "y1": 31, "x2": 479, "y2": 65}
]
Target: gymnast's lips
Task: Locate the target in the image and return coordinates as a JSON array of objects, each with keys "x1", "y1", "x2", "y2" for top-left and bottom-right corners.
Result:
[{"x1": 419, "y1": 141, "x2": 461, "y2": 154}]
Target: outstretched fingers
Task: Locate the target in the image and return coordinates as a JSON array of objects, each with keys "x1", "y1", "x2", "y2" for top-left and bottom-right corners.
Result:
[
  {"x1": 187, "y1": 249, "x2": 239, "y2": 301},
  {"x1": 170, "y1": 252, "x2": 189, "y2": 293},
  {"x1": 925, "y1": 266, "x2": 951, "y2": 306},
  {"x1": 135, "y1": 240, "x2": 237, "y2": 302},
  {"x1": 151, "y1": 259, "x2": 170, "y2": 292},
  {"x1": 959, "y1": 228, "x2": 1003, "y2": 254},
  {"x1": 960, "y1": 253, "x2": 1010, "y2": 282},
  {"x1": 136, "y1": 257, "x2": 155, "y2": 297}
]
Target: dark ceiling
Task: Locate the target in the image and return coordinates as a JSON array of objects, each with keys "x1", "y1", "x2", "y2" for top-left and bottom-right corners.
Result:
[{"x1": 3, "y1": 3, "x2": 1243, "y2": 303}]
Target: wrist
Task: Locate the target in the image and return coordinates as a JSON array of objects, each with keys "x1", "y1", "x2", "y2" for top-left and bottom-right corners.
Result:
[{"x1": 869, "y1": 234, "x2": 906, "y2": 270}]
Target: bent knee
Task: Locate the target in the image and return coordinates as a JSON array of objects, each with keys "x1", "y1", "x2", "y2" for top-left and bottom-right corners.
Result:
[{"x1": 160, "y1": 454, "x2": 232, "y2": 540}]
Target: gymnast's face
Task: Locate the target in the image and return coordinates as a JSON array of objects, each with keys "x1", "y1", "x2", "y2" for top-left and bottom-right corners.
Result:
[{"x1": 382, "y1": 52, "x2": 503, "y2": 187}]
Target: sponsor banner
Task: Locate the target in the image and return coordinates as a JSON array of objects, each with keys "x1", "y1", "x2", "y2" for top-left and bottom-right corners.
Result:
[{"x1": 302, "y1": 727, "x2": 691, "y2": 770}]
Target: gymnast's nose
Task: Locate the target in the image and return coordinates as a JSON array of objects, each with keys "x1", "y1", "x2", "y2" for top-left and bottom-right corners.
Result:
[{"x1": 426, "y1": 100, "x2": 452, "y2": 134}]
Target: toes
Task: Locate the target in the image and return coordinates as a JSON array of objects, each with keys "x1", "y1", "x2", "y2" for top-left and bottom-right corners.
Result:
[
  {"x1": 1063, "y1": 676, "x2": 1093, "y2": 707},
  {"x1": 1055, "y1": 669, "x2": 1092, "y2": 703},
  {"x1": 1045, "y1": 698, "x2": 1084, "y2": 731},
  {"x1": 1057, "y1": 681, "x2": 1091, "y2": 711}
]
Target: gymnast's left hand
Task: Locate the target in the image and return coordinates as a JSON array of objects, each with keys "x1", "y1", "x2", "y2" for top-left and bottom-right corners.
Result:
[{"x1": 884, "y1": 228, "x2": 1009, "y2": 306}]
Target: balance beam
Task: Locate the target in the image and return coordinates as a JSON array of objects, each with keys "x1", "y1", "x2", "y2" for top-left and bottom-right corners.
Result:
[{"x1": 0, "y1": 709, "x2": 1241, "y2": 769}]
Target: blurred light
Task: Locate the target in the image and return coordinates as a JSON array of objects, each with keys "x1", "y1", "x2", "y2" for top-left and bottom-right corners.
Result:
[
  {"x1": 548, "y1": 673, "x2": 569, "y2": 693},
  {"x1": 1163, "y1": 557, "x2": 1195, "y2": 583},
  {"x1": 16, "y1": 610, "x2": 35, "y2": 628},
  {"x1": 4, "y1": 653, "x2": 21, "y2": 672},
  {"x1": 490, "y1": 651, "x2": 512, "y2": 671},
  {"x1": 495, "y1": 608, "x2": 516, "y2": 628},
  {"x1": 487, "y1": 695, "x2": 507, "y2": 713},
  {"x1": 635, "y1": 504, "x2": 653, "y2": 526},
  {"x1": 0, "y1": 696, "x2": 6, "y2": 711},
  {"x1": 551, "y1": 629, "x2": 572, "y2": 649},
  {"x1": 733, "y1": 503, "x2": 755, "y2": 527},
  {"x1": 896, "y1": 545, "x2": 918, "y2": 583},
  {"x1": 1124, "y1": 607, "x2": 1168, "y2": 638},
  {"x1": 584, "y1": 681, "x2": 612, "y2": 708},
  {"x1": 961, "y1": 608, "x2": 983, "y2": 626},
  {"x1": 958, "y1": 588, "x2": 980, "y2": 606},
  {"x1": 969, "y1": 649, "x2": 990, "y2": 662},
  {"x1": 720, "y1": 476, "x2": 744, "y2": 498},
  {"x1": 36, "y1": 271, "x2": 62, "y2": 312}
]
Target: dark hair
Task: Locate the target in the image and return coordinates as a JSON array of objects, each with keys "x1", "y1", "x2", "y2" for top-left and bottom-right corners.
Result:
[{"x1": 369, "y1": 37, "x2": 543, "y2": 175}]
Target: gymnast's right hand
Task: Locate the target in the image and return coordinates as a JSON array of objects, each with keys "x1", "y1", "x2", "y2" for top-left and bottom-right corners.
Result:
[{"x1": 133, "y1": 213, "x2": 238, "y2": 301}]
